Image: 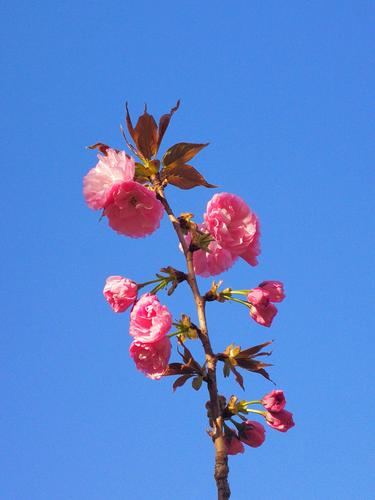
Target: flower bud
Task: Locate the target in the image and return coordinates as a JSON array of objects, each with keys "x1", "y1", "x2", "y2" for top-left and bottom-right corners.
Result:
[{"x1": 239, "y1": 420, "x2": 266, "y2": 448}]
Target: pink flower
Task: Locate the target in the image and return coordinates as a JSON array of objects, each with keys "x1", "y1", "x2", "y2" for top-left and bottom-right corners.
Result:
[
  {"x1": 266, "y1": 410, "x2": 295, "y2": 432},
  {"x1": 225, "y1": 431, "x2": 245, "y2": 455},
  {"x1": 259, "y1": 281, "x2": 285, "y2": 302},
  {"x1": 193, "y1": 240, "x2": 238, "y2": 277},
  {"x1": 129, "y1": 293, "x2": 172, "y2": 343},
  {"x1": 129, "y1": 337, "x2": 171, "y2": 380},
  {"x1": 262, "y1": 390, "x2": 286, "y2": 412},
  {"x1": 83, "y1": 149, "x2": 135, "y2": 210},
  {"x1": 204, "y1": 192, "x2": 261, "y2": 266},
  {"x1": 247, "y1": 287, "x2": 278, "y2": 327},
  {"x1": 104, "y1": 181, "x2": 163, "y2": 238},
  {"x1": 103, "y1": 276, "x2": 138, "y2": 313},
  {"x1": 239, "y1": 420, "x2": 266, "y2": 448}
]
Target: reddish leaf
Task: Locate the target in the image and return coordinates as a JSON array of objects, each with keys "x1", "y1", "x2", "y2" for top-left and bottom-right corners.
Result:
[
  {"x1": 177, "y1": 343, "x2": 201, "y2": 372},
  {"x1": 86, "y1": 143, "x2": 115, "y2": 155},
  {"x1": 173, "y1": 374, "x2": 193, "y2": 391},
  {"x1": 162, "y1": 142, "x2": 209, "y2": 167},
  {"x1": 237, "y1": 341, "x2": 273, "y2": 359},
  {"x1": 236, "y1": 359, "x2": 272, "y2": 371},
  {"x1": 125, "y1": 103, "x2": 158, "y2": 159},
  {"x1": 125, "y1": 103, "x2": 137, "y2": 144},
  {"x1": 157, "y1": 100, "x2": 180, "y2": 150},
  {"x1": 163, "y1": 363, "x2": 195, "y2": 376},
  {"x1": 230, "y1": 366, "x2": 245, "y2": 390},
  {"x1": 134, "y1": 105, "x2": 158, "y2": 159},
  {"x1": 223, "y1": 360, "x2": 231, "y2": 378},
  {"x1": 163, "y1": 164, "x2": 216, "y2": 190},
  {"x1": 191, "y1": 376, "x2": 203, "y2": 391}
]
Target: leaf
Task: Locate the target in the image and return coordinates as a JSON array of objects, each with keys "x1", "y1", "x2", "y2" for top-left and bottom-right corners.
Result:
[
  {"x1": 173, "y1": 374, "x2": 193, "y2": 391},
  {"x1": 236, "y1": 359, "x2": 274, "y2": 383},
  {"x1": 125, "y1": 102, "x2": 136, "y2": 144},
  {"x1": 192, "y1": 376, "x2": 203, "y2": 391},
  {"x1": 237, "y1": 341, "x2": 273, "y2": 359},
  {"x1": 163, "y1": 164, "x2": 216, "y2": 190},
  {"x1": 134, "y1": 106, "x2": 158, "y2": 159},
  {"x1": 236, "y1": 359, "x2": 272, "y2": 371},
  {"x1": 86, "y1": 143, "x2": 114, "y2": 155},
  {"x1": 125, "y1": 103, "x2": 158, "y2": 159},
  {"x1": 177, "y1": 343, "x2": 202, "y2": 372},
  {"x1": 162, "y1": 142, "x2": 209, "y2": 168},
  {"x1": 223, "y1": 361, "x2": 231, "y2": 378},
  {"x1": 157, "y1": 100, "x2": 180, "y2": 150},
  {"x1": 230, "y1": 366, "x2": 245, "y2": 390},
  {"x1": 163, "y1": 363, "x2": 195, "y2": 376}
]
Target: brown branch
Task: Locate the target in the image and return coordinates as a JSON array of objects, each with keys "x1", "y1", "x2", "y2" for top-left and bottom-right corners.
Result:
[{"x1": 153, "y1": 176, "x2": 230, "y2": 499}]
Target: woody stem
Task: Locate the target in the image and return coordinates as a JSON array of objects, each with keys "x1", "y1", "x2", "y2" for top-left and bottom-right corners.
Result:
[{"x1": 153, "y1": 177, "x2": 231, "y2": 500}]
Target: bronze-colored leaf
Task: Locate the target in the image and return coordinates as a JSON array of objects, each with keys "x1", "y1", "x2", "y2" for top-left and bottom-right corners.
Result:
[
  {"x1": 125, "y1": 103, "x2": 137, "y2": 144},
  {"x1": 236, "y1": 359, "x2": 274, "y2": 383},
  {"x1": 236, "y1": 359, "x2": 272, "y2": 371},
  {"x1": 86, "y1": 143, "x2": 115, "y2": 155},
  {"x1": 177, "y1": 342, "x2": 202, "y2": 372},
  {"x1": 223, "y1": 360, "x2": 231, "y2": 378},
  {"x1": 157, "y1": 100, "x2": 180, "y2": 150},
  {"x1": 173, "y1": 374, "x2": 193, "y2": 391},
  {"x1": 230, "y1": 366, "x2": 245, "y2": 390},
  {"x1": 163, "y1": 363, "x2": 195, "y2": 376},
  {"x1": 162, "y1": 142, "x2": 209, "y2": 167},
  {"x1": 134, "y1": 105, "x2": 158, "y2": 160},
  {"x1": 164, "y1": 164, "x2": 216, "y2": 190},
  {"x1": 237, "y1": 341, "x2": 273, "y2": 359},
  {"x1": 120, "y1": 124, "x2": 138, "y2": 156},
  {"x1": 191, "y1": 376, "x2": 203, "y2": 391}
]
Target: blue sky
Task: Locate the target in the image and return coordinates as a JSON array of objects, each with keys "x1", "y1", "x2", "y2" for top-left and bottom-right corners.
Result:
[{"x1": 1, "y1": 1, "x2": 374, "y2": 499}]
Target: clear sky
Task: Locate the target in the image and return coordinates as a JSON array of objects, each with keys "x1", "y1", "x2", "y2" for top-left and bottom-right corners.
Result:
[{"x1": 1, "y1": 1, "x2": 374, "y2": 499}]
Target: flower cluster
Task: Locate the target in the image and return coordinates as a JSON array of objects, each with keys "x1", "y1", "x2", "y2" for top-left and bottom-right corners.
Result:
[
  {"x1": 191, "y1": 193, "x2": 260, "y2": 277},
  {"x1": 248, "y1": 280, "x2": 285, "y2": 327},
  {"x1": 225, "y1": 389, "x2": 294, "y2": 456},
  {"x1": 83, "y1": 148, "x2": 163, "y2": 237},
  {"x1": 103, "y1": 276, "x2": 172, "y2": 379},
  {"x1": 262, "y1": 390, "x2": 295, "y2": 432}
]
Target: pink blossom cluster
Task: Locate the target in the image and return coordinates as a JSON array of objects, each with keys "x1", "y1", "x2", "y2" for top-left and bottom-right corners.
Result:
[
  {"x1": 191, "y1": 193, "x2": 260, "y2": 277},
  {"x1": 262, "y1": 389, "x2": 295, "y2": 433},
  {"x1": 226, "y1": 389, "x2": 294, "y2": 455},
  {"x1": 102, "y1": 276, "x2": 172, "y2": 380},
  {"x1": 83, "y1": 149, "x2": 163, "y2": 237},
  {"x1": 247, "y1": 280, "x2": 285, "y2": 327},
  {"x1": 129, "y1": 293, "x2": 172, "y2": 380}
]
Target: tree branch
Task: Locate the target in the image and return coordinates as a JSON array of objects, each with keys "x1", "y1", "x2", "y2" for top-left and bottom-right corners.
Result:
[{"x1": 153, "y1": 177, "x2": 230, "y2": 499}]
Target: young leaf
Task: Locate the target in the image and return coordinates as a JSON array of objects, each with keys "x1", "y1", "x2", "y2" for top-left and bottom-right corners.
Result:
[
  {"x1": 86, "y1": 143, "x2": 115, "y2": 155},
  {"x1": 163, "y1": 164, "x2": 216, "y2": 190},
  {"x1": 237, "y1": 341, "x2": 273, "y2": 359},
  {"x1": 230, "y1": 366, "x2": 245, "y2": 390},
  {"x1": 173, "y1": 374, "x2": 193, "y2": 392},
  {"x1": 134, "y1": 106, "x2": 158, "y2": 159},
  {"x1": 223, "y1": 360, "x2": 231, "y2": 378},
  {"x1": 163, "y1": 363, "x2": 196, "y2": 376},
  {"x1": 157, "y1": 100, "x2": 180, "y2": 150},
  {"x1": 162, "y1": 142, "x2": 209, "y2": 168},
  {"x1": 192, "y1": 376, "x2": 203, "y2": 391},
  {"x1": 125, "y1": 103, "x2": 158, "y2": 160}
]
